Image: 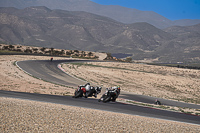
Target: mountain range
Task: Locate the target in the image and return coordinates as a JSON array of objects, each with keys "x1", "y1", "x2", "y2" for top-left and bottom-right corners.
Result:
[
  {"x1": 0, "y1": 6, "x2": 199, "y2": 63},
  {"x1": 0, "y1": 0, "x2": 200, "y2": 29}
]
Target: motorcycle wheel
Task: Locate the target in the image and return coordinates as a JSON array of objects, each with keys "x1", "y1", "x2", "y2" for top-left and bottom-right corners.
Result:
[
  {"x1": 103, "y1": 95, "x2": 111, "y2": 103},
  {"x1": 74, "y1": 90, "x2": 83, "y2": 98}
]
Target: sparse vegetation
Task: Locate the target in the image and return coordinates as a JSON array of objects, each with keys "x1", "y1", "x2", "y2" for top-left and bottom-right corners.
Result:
[
  {"x1": 0, "y1": 44, "x2": 101, "y2": 59},
  {"x1": 125, "y1": 57, "x2": 132, "y2": 62},
  {"x1": 40, "y1": 47, "x2": 46, "y2": 52}
]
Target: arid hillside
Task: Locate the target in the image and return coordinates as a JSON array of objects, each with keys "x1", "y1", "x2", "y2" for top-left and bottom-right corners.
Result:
[{"x1": 1, "y1": 7, "x2": 200, "y2": 63}]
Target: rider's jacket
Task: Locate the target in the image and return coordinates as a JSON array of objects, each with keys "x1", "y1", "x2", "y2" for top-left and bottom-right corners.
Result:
[
  {"x1": 111, "y1": 86, "x2": 120, "y2": 94},
  {"x1": 85, "y1": 84, "x2": 91, "y2": 91}
]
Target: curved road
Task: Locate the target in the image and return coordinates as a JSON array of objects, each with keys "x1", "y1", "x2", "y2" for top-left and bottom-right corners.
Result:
[
  {"x1": 1, "y1": 59, "x2": 200, "y2": 124},
  {"x1": 17, "y1": 60, "x2": 200, "y2": 109}
]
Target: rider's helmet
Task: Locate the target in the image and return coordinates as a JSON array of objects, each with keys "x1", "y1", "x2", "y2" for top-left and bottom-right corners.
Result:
[
  {"x1": 86, "y1": 83, "x2": 90, "y2": 86},
  {"x1": 96, "y1": 87, "x2": 102, "y2": 94},
  {"x1": 112, "y1": 86, "x2": 117, "y2": 90},
  {"x1": 116, "y1": 85, "x2": 120, "y2": 93},
  {"x1": 97, "y1": 87, "x2": 102, "y2": 91}
]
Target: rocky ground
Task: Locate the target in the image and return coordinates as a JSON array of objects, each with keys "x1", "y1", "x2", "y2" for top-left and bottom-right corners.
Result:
[
  {"x1": 62, "y1": 62, "x2": 200, "y2": 104},
  {"x1": 1, "y1": 97, "x2": 200, "y2": 132},
  {"x1": 0, "y1": 55, "x2": 200, "y2": 132},
  {"x1": 0, "y1": 55, "x2": 75, "y2": 96}
]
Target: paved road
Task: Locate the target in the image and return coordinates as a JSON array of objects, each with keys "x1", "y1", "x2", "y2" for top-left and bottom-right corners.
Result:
[
  {"x1": 1, "y1": 90, "x2": 200, "y2": 125},
  {"x1": 1, "y1": 59, "x2": 199, "y2": 124},
  {"x1": 16, "y1": 59, "x2": 200, "y2": 109}
]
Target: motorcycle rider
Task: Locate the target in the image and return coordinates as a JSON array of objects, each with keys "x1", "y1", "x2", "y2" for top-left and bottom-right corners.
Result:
[
  {"x1": 110, "y1": 85, "x2": 120, "y2": 102},
  {"x1": 77, "y1": 83, "x2": 101, "y2": 98},
  {"x1": 99, "y1": 85, "x2": 120, "y2": 102},
  {"x1": 95, "y1": 86, "x2": 102, "y2": 97},
  {"x1": 154, "y1": 99, "x2": 161, "y2": 105},
  {"x1": 85, "y1": 83, "x2": 91, "y2": 98},
  {"x1": 50, "y1": 57, "x2": 53, "y2": 61},
  {"x1": 90, "y1": 86, "x2": 102, "y2": 98}
]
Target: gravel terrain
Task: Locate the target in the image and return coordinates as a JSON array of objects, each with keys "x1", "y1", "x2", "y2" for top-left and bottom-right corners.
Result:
[
  {"x1": 1, "y1": 97, "x2": 200, "y2": 133},
  {"x1": 62, "y1": 62, "x2": 200, "y2": 104},
  {"x1": 1, "y1": 55, "x2": 200, "y2": 132}
]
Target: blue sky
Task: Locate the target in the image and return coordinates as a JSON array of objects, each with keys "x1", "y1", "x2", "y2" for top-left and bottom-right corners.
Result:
[{"x1": 90, "y1": 0, "x2": 200, "y2": 20}]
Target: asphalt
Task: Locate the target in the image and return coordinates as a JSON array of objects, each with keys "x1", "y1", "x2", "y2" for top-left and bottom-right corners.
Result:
[
  {"x1": 16, "y1": 59, "x2": 200, "y2": 109},
  {"x1": 1, "y1": 59, "x2": 199, "y2": 124},
  {"x1": 1, "y1": 90, "x2": 200, "y2": 125}
]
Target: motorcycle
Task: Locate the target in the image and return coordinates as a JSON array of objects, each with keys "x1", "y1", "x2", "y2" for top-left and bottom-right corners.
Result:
[
  {"x1": 154, "y1": 99, "x2": 161, "y2": 105},
  {"x1": 98, "y1": 88, "x2": 120, "y2": 103},
  {"x1": 73, "y1": 85, "x2": 86, "y2": 98},
  {"x1": 73, "y1": 85, "x2": 102, "y2": 98},
  {"x1": 86, "y1": 86, "x2": 102, "y2": 98}
]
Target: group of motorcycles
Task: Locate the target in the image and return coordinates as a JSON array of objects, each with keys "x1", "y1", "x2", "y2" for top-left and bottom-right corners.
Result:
[
  {"x1": 72, "y1": 84, "x2": 162, "y2": 105},
  {"x1": 72, "y1": 83, "x2": 120, "y2": 103}
]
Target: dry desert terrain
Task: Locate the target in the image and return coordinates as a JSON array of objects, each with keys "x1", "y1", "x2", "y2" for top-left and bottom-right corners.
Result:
[
  {"x1": 62, "y1": 62, "x2": 200, "y2": 104},
  {"x1": 1, "y1": 55, "x2": 200, "y2": 132}
]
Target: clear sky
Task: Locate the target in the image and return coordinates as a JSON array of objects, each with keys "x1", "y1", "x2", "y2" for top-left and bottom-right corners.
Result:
[{"x1": 90, "y1": 0, "x2": 200, "y2": 20}]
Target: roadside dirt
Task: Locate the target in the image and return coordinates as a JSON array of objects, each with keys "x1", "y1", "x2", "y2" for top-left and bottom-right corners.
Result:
[
  {"x1": 0, "y1": 55, "x2": 75, "y2": 95},
  {"x1": 1, "y1": 97, "x2": 200, "y2": 132},
  {"x1": 62, "y1": 62, "x2": 200, "y2": 104},
  {"x1": 1, "y1": 55, "x2": 200, "y2": 132}
]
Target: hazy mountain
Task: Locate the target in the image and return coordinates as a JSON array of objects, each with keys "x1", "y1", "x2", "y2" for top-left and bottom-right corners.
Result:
[
  {"x1": 163, "y1": 24, "x2": 200, "y2": 62},
  {"x1": 0, "y1": 7, "x2": 199, "y2": 63},
  {"x1": 0, "y1": 6, "x2": 124, "y2": 51},
  {"x1": 0, "y1": 0, "x2": 200, "y2": 29}
]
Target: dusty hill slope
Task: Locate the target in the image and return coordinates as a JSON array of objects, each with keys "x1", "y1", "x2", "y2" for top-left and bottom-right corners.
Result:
[
  {"x1": 1, "y1": 7, "x2": 200, "y2": 63},
  {"x1": 0, "y1": 0, "x2": 200, "y2": 28}
]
